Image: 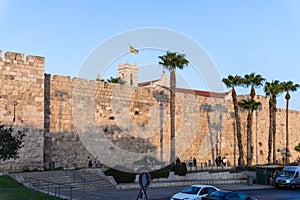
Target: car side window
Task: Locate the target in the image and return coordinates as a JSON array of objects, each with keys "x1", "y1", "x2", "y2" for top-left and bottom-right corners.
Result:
[
  {"x1": 200, "y1": 188, "x2": 208, "y2": 195},
  {"x1": 207, "y1": 187, "x2": 217, "y2": 193},
  {"x1": 227, "y1": 192, "x2": 239, "y2": 199},
  {"x1": 237, "y1": 192, "x2": 249, "y2": 199}
]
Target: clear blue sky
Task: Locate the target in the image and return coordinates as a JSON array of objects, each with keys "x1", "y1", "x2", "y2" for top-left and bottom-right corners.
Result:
[{"x1": 1, "y1": 0, "x2": 300, "y2": 110}]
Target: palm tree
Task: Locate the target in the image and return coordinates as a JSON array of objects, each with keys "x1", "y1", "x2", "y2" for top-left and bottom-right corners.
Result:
[
  {"x1": 264, "y1": 82, "x2": 273, "y2": 164},
  {"x1": 295, "y1": 143, "x2": 300, "y2": 152},
  {"x1": 106, "y1": 76, "x2": 125, "y2": 85},
  {"x1": 242, "y1": 73, "x2": 265, "y2": 98},
  {"x1": 270, "y1": 81, "x2": 283, "y2": 163},
  {"x1": 264, "y1": 80, "x2": 283, "y2": 164},
  {"x1": 238, "y1": 98, "x2": 261, "y2": 166},
  {"x1": 242, "y1": 73, "x2": 265, "y2": 164},
  {"x1": 158, "y1": 51, "x2": 189, "y2": 163},
  {"x1": 222, "y1": 75, "x2": 244, "y2": 166},
  {"x1": 282, "y1": 81, "x2": 299, "y2": 164}
]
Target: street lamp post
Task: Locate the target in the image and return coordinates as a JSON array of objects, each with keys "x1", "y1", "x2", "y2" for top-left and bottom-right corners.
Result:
[{"x1": 12, "y1": 101, "x2": 18, "y2": 122}]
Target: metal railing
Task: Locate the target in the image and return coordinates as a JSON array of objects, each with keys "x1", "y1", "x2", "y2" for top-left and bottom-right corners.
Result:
[
  {"x1": 65, "y1": 168, "x2": 86, "y2": 190},
  {"x1": 28, "y1": 177, "x2": 74, "y2": 199}
]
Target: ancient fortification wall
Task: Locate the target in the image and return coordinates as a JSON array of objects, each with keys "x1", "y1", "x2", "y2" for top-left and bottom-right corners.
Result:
[
  {"x1": 0, "y1": 49, "x2": 300, "y2": 172},
  {"x1": 0, "y1": 51, "x2": 44, "y2": 171}
]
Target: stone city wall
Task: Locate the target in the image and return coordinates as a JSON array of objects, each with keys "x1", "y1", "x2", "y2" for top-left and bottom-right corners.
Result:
[
  {"x1": 1, "y1": 50, "x2": 300, "y2": 172},
  {"x1": 45, "y1": 74, "x2": 300, "y2": 169},
  {"x1": 0, "y1": 51, "x2": 44, "y2": 171}
]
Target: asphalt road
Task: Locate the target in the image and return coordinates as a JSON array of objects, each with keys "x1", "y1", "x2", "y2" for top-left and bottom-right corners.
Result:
[
  {"x1": 153, "y1": 187, "x2": 300, "y2": 200},
  {"x1": 241, "y1": 188, "x2": 300, "y2": 200},
  {"x1": 71, "y1": 185, "x2": 300, "y2": 200}
]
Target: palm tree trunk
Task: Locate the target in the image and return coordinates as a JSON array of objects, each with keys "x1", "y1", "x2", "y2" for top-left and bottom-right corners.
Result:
[
  {"x1": 247, "y1": 110, "x2": 254, "y2": 166},
  {"x1": 170, "y1": 67, "x2": 176, "y2": 163},
  {"x1": 232, "y1": 88, "x2": 244, "y2": 166},
  {"x1": 233, "y1": 122, "x2": 237, "y2": 167},
  {"x1": 285, "y1": 98, "x2": 289, "y2": 165},
  {"x1": 267, "y1": 100, "x2": 273, "y2": 164},
  {"x1": 272, "y1": 99, "x2": 277, "y2": 163}
]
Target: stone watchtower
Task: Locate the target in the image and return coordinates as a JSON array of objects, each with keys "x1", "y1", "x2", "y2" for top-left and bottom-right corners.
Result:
[{"x1": 118, "y1": 62, "x2": 138, "y2": 86}]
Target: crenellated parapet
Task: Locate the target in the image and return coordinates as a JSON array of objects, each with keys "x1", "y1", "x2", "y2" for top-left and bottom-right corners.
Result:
[
  {"x1": 3, "y1": 51, "x2": 44, "y2": 65},
  {"x1": 0, "y1": 50, "x2": 45, "y2": 171}
]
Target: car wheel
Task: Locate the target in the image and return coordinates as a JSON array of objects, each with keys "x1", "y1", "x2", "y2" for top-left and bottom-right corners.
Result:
[{"x1": 290, "y1": 184, "x2": 296, "y2": 189}]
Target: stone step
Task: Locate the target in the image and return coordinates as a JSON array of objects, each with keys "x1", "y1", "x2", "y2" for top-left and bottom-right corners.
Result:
[{"x1": 19, "y1": 169, "x2": 115, "y2": 193}]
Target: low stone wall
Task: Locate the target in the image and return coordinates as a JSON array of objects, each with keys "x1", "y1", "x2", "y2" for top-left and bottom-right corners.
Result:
[
  {"x1": 117, "y1": 171, "x2": 248, "y2": 189},
  {"x1": 165, "y1": 171, "x2": 247, "y2": 181}
]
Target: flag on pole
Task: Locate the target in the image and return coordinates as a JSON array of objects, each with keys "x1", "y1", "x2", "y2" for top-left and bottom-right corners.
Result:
[{"x1": 130, "y1": 45, "x2": 139, "y2": 54}]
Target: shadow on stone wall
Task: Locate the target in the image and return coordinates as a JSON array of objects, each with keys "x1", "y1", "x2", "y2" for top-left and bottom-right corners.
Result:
[
  {"x1": 200, "y1": 103, "x2": 227, "y2": 166},
  {"x1": 45, "y1": 124, "x2": 159, "y2": 170}
]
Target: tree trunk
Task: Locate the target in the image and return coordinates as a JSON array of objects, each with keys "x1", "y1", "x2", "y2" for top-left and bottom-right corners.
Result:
[
  {"x1": 272, "y1": 97, "x2": 277, "y2": 164},
  {"x1": 170, "y1": 67, "x2": 176, "y2": 163},
  {"x1": 247, "y1": 110, "x2": 254, "y2": 166},
  {"x1": 267, "y1": 100, "x2": 273, "y2": 164},
  {"x1": 250, "y1": 86, "x2": 255, "y2": 98},
  {"x1": 285, "y1": 97, "x2": 290, "y2": 165},
  {"x1": 232, "y1": 88, "x2": 244, "y2": 166}
]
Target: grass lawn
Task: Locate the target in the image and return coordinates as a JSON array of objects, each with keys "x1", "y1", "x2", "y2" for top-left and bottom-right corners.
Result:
[{"x1": 0, "y1": 175, "x2": 60, "y2": 200}]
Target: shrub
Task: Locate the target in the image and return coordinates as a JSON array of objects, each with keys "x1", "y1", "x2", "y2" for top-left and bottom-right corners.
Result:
[
  {"x1": 288, "y1": 162, "x2": 299, "y2": 166},
  {"x1": 150, "y1": 167, "x2": 170, "y2": 179},
  {"x1": 104, "y1": 167, "x2": 136, "y2": 183},
  {"x1": 174, "y1": 162, "x2": 187, "y2": 176}
]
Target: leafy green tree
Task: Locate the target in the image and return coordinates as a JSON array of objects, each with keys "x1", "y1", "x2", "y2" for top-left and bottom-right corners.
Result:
[
  {"x1": 0, "y1": 125, "x2": 25, "y2": 161},
  {"x1": 282, "y1": 81, "x2": 299, "y2": 164},
  {"x1": 238, "y1": 98, "x2": 261, "y2": 166},
  {"x1": 222, "y1": 75, "x2": 244, "y2": 166},
  {"x1": 158, "y1": 51, "x2": 189, "y2": 163}
]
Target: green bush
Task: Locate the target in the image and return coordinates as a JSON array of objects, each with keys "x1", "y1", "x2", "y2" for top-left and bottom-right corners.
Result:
[
  {"x1": 174, "y1": 162, "x2": 187, "y2": 176},
  {"x1": 150, "y1": 167, "x2": 170, "y2": 179},
  {"x1": 288, "y1": 162, "x2": 299, "y2": 166},
  {"x1": 104, "y1": 167, "x2": 136, "y2": 183}
]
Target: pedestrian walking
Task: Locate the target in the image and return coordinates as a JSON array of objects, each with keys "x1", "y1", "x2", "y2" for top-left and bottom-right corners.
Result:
[
  {"x1": 87, "y1": 156, "x2": 92, "y2": 168},
  {"x1": 189, "y1": 157, "x2": 193, "y2": 171},
  {"x1": 193, "y1": 157, "x2": 197, "y2": 170}
]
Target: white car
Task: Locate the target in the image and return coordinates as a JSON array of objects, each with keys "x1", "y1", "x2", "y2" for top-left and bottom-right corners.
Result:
[{"x1": 170, "y1": 184, "x2": 219, "y2": 200}]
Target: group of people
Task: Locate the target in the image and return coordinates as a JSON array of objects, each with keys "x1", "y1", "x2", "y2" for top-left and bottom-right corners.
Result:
[
  {"x1": 87, "y1": 156, "x2": 101, "y2": 168},
  {"x1": 215, "y1": 156, "x2": 227, "y2": 166},
  {"x1": 175, "y1": 156, "x2": 197, "y2": 169},
  {"x1": 188, "y1": 157, "x2": 197, "y2": 169}
]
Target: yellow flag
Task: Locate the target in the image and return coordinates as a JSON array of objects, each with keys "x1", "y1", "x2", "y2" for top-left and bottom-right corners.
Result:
[{"x1": 130, "y1": 45, "x2": 139, "y2": 54}]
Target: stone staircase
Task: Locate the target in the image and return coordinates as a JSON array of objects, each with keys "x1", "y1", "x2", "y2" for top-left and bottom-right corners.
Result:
[{"x1": 10, "y1": 169, "x2": 115, "y2": 199}]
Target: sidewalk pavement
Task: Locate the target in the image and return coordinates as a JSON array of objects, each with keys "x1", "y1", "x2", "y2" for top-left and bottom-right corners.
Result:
[
  {"x1": 117, "y1": 180, "x2": 274, "y2": 191},
  {"x1": 216, "y1": 183, "x2": 274, "y2": 191}
]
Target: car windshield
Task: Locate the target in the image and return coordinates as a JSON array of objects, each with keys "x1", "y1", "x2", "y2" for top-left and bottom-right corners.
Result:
[
  {"x1": 208, "y1": 191, "x2": 230, "y2": 198},
  {"x1": 182, "y1": 186, "x2": 201, "y2": 195},
  {"x1": 280, "y1": 170, "x2": 295, "y2": 178}
]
